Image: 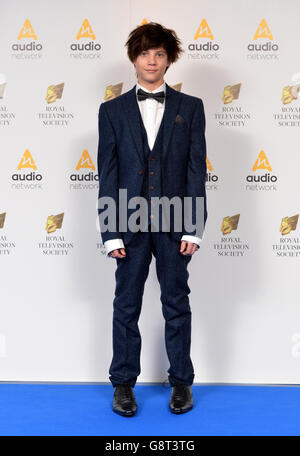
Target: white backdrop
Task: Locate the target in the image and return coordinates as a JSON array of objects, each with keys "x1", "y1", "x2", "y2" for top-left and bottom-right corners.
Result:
[{"x1": 0, "y1": 0, "x2": 299, "y2": 384}]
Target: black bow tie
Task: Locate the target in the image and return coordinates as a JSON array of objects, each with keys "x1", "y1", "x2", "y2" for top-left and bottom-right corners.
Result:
[{"x1": 137, "y1": 88, "x2": 165, "y2": 103}]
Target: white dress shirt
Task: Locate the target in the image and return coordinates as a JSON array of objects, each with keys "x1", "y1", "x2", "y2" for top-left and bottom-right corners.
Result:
[{"x1": 103, "y1": 80, "x2": 203, "y2": 258}]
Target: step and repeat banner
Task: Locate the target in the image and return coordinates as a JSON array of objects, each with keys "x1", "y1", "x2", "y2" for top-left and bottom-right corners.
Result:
[{"x1": 0, "y1": 0, "x2": 299, "y2": 383}]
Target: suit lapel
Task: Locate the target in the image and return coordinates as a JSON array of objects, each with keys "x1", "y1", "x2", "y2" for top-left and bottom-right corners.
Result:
[
  {"x1": 121, "y1": 82, "x2": 181, "y2": 165},
  {"x1": 121, "y1": 84, "x2": 144, "y2": 166}
]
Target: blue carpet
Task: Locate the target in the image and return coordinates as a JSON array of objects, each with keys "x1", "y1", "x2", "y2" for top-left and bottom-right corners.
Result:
[{"x1": 0, "y1": 383, "x2": 300, "y2": 436}]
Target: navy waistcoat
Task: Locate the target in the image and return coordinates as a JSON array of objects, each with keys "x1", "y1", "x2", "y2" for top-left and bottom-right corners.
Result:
[{"x1": 137, "y1": 106, "x2": 165, "y2": 231}]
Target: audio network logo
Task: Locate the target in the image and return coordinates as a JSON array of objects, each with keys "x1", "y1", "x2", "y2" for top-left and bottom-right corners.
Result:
[
  {"x1": 274, "y1": 74, "x2": 300, "y2": 127},
  {"x1": 38, "y1": 213, "x2": 74, "y2": 255},
  {"x1": 272, "y1": 214, "x2": 300, "y2": 258},
  {"x1": 11, "y1": 19, "x2": 43, "y2": 59},
  {"x1": 38, "y1": 82, "x2": 74, "y2": 126},
  {"x1": 213, "y1": 214, "x2": 250, "y2": 256},
  {"x1": 11, "y1": 150, "x2": 43, "y2": 190},
  {"x1": 70, "y1": 19, "x2": 102, "y2": 59},
  {"x1": 70, "y1": 149, "x2": 99, "y2": 190},
  {"x1": 0, "y1": 73, "x2": 16, "y2": 127},
  {"x1": 206, "y1": 157, "x2": 219, "y2": 191},
  {"x1": 215, "y1": 83, "x2": 251, "y2": 127},
  {"x1": 0, "y1": 212, "x2": 16, "y2": 256},
  {"x1": 245, "y1": 150, "x2": 277, "y2": 191},
  {"x1": 187, "y1": 19, "x2": 220, "y2": 60},
  {"x1": 247, "y1": 18, "x2": 279, "y2": 60}
]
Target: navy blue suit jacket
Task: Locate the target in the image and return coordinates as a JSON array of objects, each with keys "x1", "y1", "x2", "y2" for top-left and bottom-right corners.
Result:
[{"x1": 97, "y1": 82, "x2": 207, "y2": 247}]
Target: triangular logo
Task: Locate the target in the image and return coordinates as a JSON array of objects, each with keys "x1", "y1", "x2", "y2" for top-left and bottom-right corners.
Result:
[
  {"x1": 17, "y1": 19, "x2": 37, "y2": 40},
  {"x1": 194, "y1": 19, "x2": 214, "y2": 40},
  {"x1": 253, "y1": 18, "x2": 273, "y2": 40},
  {"x1": 76, "y1": 19, "x2": 96, "y2": 40},
  {"x1": 17, "y1": 149, "x2": 37, "y2": 170},
  {"x1": 75, "y1": 149, "x2": 95, "y2": 170},
  {"x1": 206, "y1": 156, "x2": 213, "y2": 171},
  {"x1": 252, "y1": 150, "x2": 272, "y2": 171}
]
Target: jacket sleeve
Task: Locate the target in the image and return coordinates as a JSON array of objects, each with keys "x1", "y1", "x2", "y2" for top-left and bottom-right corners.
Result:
[
  {"x1": 97, "y1": 102, "x2": 122, "y2": 244},
  {"x1": 183, "y1": 98, "x2": 208, "y2": 238}
]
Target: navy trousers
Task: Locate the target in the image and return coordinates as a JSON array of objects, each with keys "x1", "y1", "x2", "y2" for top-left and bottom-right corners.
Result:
[{"x1": 108, "y1": 226, "x2": 195, "y2": 387}]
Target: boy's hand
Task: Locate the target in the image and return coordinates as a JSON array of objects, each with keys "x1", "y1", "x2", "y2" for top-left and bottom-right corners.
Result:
[
  {"x1": 180, "y1": 241, "x2": 199, "y2": 256},
  {"x1": 109, "y1": 248, "x2": 127, "y2": 259}
]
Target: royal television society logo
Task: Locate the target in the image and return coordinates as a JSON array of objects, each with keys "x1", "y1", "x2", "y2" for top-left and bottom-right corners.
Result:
[
  {"x1": 103, "y1": 82, "x2": 123, "y2": 101},
  {"x1": 170, "y1": 83, "x2": 182, "y2": 92},
  {"x1": 11, "y1": 19, "x2": 43, "y2": 59},
  {"x1": 274, "y1": 74, "x2": 300, "y2": 127},
  {"x1": 215, "y1": 83, "x2": 251, "y2": 127},
  {"x1": 206, "y1": 156, "x2": 219, "y2": 191},
  {"x1": 187, "y1": 19, "x2": 220, "y2": 60},
  {"x1": 0, "y1": 73, "x2": 16, "y2": 127},
  {"x1": 0, "y1": 212, "x2": 16, "y2": 256},
  {"x1": 247, "y1": 18, "x2": 279, "y2": 60},
  {"x1": 11, "y1": 150, "x2": 43, "y2": 190},
  {"x1": 38, "y1": 213, "x2": 74, "y2": 255},
  {"x1": 69, "y1": 149, "x2": 98, "y2": 190},
  {"x1": 245, "y1": 150, "x2": 277, "y2": 191},
  {"x1": 70, "y1": 19, "x2": 102, "y2": 59},
  {"x1": 213, "y1": 214, "x2": 250, "y2": 256},
  {"x1": 272, "y1": 214, "x2": 300, "y2": 258},
  {"x1": 0, "y1": 212, "x2": 6, "y2": 229},
  {"x1": 38, "y1": 82, "x2": 74, "y2": 126}
]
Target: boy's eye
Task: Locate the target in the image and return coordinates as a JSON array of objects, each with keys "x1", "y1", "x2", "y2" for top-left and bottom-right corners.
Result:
[{"x1": 141, "y1": 51, "x2": 165, "y2": 56}]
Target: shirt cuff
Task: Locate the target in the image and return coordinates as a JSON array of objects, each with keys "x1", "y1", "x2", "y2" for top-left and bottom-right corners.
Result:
[
  {"x1": 104, "y1": 239, "x2": 125, "y2": 259},
  {"x1": 181, "y1": 234, "x2": 203, "y2": 247}
]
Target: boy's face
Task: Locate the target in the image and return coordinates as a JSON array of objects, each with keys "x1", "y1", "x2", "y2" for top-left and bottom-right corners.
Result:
[{"x1": 134, "y1": 47, "x2": 170, "y2": 86}]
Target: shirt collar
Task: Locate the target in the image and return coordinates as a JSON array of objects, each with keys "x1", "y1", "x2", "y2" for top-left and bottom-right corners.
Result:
[{"x1": 136, "y1": 80, "x2": 166, "y2": 95}]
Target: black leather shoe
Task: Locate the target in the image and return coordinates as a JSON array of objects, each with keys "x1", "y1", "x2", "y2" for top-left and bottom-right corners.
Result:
[
  {"x1": 112, "y1": 384, "x2": 137, "y2": 417},
  {"x1": 169, "y1": 384, "x2": 193, "y2": 414}
]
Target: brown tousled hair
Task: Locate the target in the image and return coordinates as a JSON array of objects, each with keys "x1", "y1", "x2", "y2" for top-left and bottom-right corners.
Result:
[{"x1": 125, "y1": 22, "x2": 184, "y2": 74}]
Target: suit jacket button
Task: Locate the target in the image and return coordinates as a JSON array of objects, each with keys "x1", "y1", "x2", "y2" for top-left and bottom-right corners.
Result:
[
  {"x1": 139, "y1": 170, "x2": 144, "y2": 175},
  {"x1": 149, "y1": 157, "x2": 155, "y2": 160},
  {"x1": 149, "y1": 185, "x2": 154, "y2": 190},
  {"x1": 149, "y1": 171, "x2": 154, "y2": 175}
]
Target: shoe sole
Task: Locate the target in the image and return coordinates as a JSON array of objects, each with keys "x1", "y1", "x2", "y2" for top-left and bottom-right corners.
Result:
[
  {"x1": 169, "y1": 404, "x2": 193, "y2": 414},
  {"x1": 113, "y1": 407, "x2": 137, "y2": 417}
]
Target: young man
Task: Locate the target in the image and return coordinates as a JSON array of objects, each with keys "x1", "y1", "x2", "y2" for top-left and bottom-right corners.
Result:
[{"x1": 97, "y1": 22, "x2": 207, "y2": 417}]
